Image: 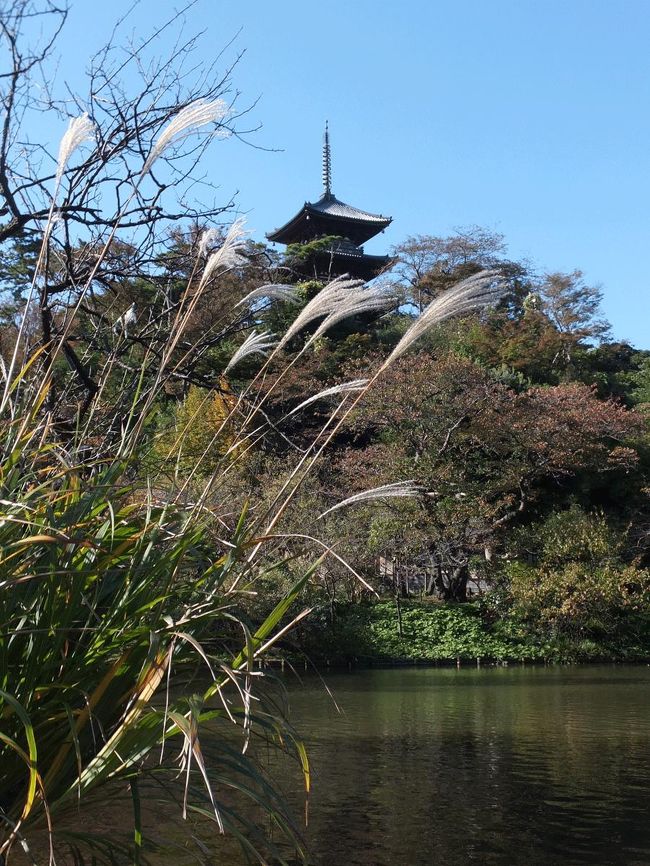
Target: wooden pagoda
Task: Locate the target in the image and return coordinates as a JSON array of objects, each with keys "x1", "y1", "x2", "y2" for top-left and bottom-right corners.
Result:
[{"x1": 267, "y1": 124, "x2": 393, "y2": 280}]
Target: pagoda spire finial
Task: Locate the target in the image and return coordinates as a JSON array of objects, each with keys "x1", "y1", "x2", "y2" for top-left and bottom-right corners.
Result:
[{"x1": 322, "y1": 121, "x2": 332, "y2": 197}]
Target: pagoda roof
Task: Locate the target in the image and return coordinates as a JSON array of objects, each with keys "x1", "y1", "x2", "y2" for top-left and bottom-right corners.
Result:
[
  {"x1": 307, "y1": 193, "x2": 391, "y2": 225},
  {"x1": 267, "y1": 193, "x2": 392, "y2": 246}
]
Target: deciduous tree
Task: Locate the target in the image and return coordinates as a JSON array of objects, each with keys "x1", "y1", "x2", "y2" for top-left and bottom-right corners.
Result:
[{"x1": 333, "y1": 353, "x2": 643, "y2": 600}]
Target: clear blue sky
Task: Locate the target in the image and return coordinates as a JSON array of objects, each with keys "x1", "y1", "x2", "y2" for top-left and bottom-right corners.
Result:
[{"x1": 44, "y1": 0, "x2": 650, "y2": 348}]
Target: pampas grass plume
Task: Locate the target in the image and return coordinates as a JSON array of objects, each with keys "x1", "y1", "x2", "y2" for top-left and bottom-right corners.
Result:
[
  {"x1": 55, "y1": 112, "x2": 95, "y2": 192},
  {"x1": 142, "y1": 98, "x2": 230, "y2": 175},
  {"x1": 225, "y1": 330, "x2": 276, "y2": 372},
  {"x1": 287, "y1": 379, "x2": 369, "y2": 416},
  {"x1": 383, "y1": 270, "x2": 504, "y2": 368},
  {"x1": 277, "y1": 275, "x2": 395, "y2": 349},
  {"x1": 198, "y1": 227, "x2": 222, "y2": 258},
  {"x1": 318, "y1": 481, "x2": 421, "y2": 518},
  {"x1": 236, "y1": 284, "x2": 301, "y2": 308},
  {"x1": 201, "y1": 217, "x2": 248, "y2": 285}
]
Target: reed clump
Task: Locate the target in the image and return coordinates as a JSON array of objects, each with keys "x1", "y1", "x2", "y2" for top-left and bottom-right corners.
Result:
[{"x1": 0, "y1": 112, "x2": 504, "y2": 866}]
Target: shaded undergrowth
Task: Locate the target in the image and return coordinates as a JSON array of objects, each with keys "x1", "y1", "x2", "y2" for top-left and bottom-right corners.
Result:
[{"x1": 297, "y1": 600, "x2": 650, "y2": 666}]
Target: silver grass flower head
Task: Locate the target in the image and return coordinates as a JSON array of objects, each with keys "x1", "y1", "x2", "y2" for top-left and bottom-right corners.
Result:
[
  {"x1": 318, "y1": 481, "x2": 421, "y2": 519},
  {"x1": 142, "y1": 98, "x2": 230, "y2": 176},
  {"x1": 55, "y1": 112, "x2": 95, "y2": 192},
  {"x1": 276, "y1": 276, "x2": 384, "y2": 349},
  {"x1": 43, "y1": 210, "x2": 64, "y2": 242},
  {"x1": 308, "y1": 278, "x2": 396, "y2": 339},
  {"x1": 201, "y1": 217, "x2": 248, "y2": 284},
  {"x1": 198, "y1": 227, "x2": 222, "y2": 258},
  {"x1": 311, "y1": 286, "x2": 395, "y2": 341},
  {"x1": 287, "y1": 379, "x2": 369, "y2": 416},
  {"x1": 236, "y1": 284, "x2": 302, "y2": 308},
  {"x1": 384, "y1": 269, "x2": 504, "y2": 367},
  {"x1": 216, "y1": 217, "x2": 249, "y2": 269},
  {"x1": 225, "y1": 330, "x2": 276, "y2": 372}
]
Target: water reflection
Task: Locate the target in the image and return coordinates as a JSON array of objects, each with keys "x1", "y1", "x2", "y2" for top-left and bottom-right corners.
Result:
[{"x1": 273, "y1": 666, "x2": 650, "y2": 866}]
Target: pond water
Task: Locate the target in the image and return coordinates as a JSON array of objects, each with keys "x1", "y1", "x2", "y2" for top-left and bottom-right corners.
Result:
[{"x1": 263, "y1": 665, "x2": 650, "y2": 866}]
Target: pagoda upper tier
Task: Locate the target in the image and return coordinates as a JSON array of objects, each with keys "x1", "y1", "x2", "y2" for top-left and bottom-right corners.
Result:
[
  {"x1": 266, "y1": 124, "x2": 393, "y2": 280},
  {"x1": 267, "y1": 192, "x2": 391, "y2": 247}
]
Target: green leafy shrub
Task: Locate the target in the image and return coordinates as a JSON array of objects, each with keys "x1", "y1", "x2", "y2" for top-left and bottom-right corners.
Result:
[
  {"x1": 508, "y1": 560, "x2": 650, "y2": 637},
  {"x1": 505, "y1": 506, "x2": 650, "y2": 641}
]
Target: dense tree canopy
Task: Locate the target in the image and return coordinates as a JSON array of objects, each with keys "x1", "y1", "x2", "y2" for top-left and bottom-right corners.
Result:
[{"x1": 221, "y1": 226, "x2": 650, "y2": 624}]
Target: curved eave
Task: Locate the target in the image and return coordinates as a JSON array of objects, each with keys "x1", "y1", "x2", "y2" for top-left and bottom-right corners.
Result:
[
  {"x1": 266, "y1": 205, "x2": 312, "y2": 244},
  {"x1": 267, "y1": 202, "x2": 392, "y2": 246},
  {"x1": 303, "y1": 250, "x2": 396, "y2": 280},
  {"x1": 318, "y1": 250, "x2": 392, "y2": 265}
]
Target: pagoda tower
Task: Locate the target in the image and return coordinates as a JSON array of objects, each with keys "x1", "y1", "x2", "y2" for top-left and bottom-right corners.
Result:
[{"x1": 267, "y1": 124, "x2": 393, "y2": 281}]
